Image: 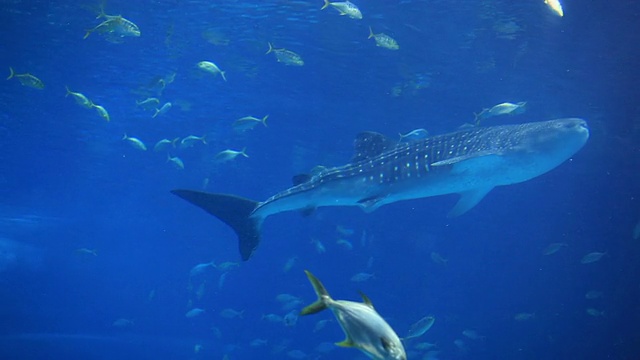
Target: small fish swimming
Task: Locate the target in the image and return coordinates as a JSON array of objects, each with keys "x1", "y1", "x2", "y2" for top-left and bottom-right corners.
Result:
[
  {"x1": 301, "y1": 270, "x2": 406, "y2": 360},
  {"x1": 233, "y1": 115, "x2": 269, "y2": 132},
  {"x1": 311, "y1": 238, "x2": 326, "y2": 253},
  {"x1": 462, "y1": 329, "x2": 483, "y2": 340},
  {"x1": 474, "y1": 102, "x2": 527, "y2": 124},
  {"x1": 65, "y1": 86, "x2": 93, "y2": 108},
  {"x1": 7, "y1": 67, "x2": 44, "y2": 89},
  {"x1": 336, "y1": 239, "x2": 353, "y2": 251},
  {"x1": 321, "y1": 0, "x2": 363, "y2": 20},
  {"x1": 266, "y1": 43, "x2": 304, "y2": 66},
  {"x1": 545, "y1": 0, "x2": 564, "y2": 17},
  {"x1": 580, "y1": 251, "x2": 606, "y2": 264},
  {"x1": 197, "y1": 61, "x2": 227, "y2": 81},
  {"x1": 122, "y1": 133, "x2": 147, "y2": 151},
  {"x1": 215, "y1": 148, "x2": 248, "y2": 163},
  {"x1": 586, "y1": 308, "x2": 604, "y2": 317},
  {"x1": 398, "y1": 129, "x2": 429, "y2": 142},
  {"x1": 180, "y1": 135, "x2": 207, "y2": 148},
  {"x1": 405, "y1": 315, "x2": 436, "y2": 340},
  {"x1": 153, "y1": 138, "x2": 178, "y2": 152},
  {"x1": 185, "y1": 308, "x2": 205, "y2": 318},
  {"x1": 190, "y1": 261, "x2": 216, "y2": 277},
  {"x1": 84, "y1": 9, "x2": 141, "y2": 43},
  {"x1": 167, "y1": 154, "x2": 185, "y2": 169},
  {"x1": 219, "y1": 308, "x2": 244, "y2": 319},
  {"x1": 153, "y1": 102, "x2": 172, "y2": 118},
  {"x1": 368, "y1": 27, "x2": 400, "y2": 50},
  {"x1": 430, "y1": 252, "x2": 448, "y2": 265},
  {"x1": 350, "y1": 272, "x2": 375, "y2": 282},
  {"x1": 542, "y1": 242, "x2": 568, "y2": 255},
  {"x1": 92, "y1": 104, "x2": 110, "y2": 122},
  {"x1": 136, "y1": 97, "x2": 160, "y2": 111}
]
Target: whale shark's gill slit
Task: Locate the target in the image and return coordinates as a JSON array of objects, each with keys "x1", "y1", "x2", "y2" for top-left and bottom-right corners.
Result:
[{"x1": 171, "y1": 190, "x2": 260, "y2": 260}]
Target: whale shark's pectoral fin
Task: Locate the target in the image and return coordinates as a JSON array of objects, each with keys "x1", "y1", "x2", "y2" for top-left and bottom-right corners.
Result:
[
  {"x1": 448, "y1": 187, "x2": 494, "y2": 217},
  {"x1": 357, "y1": 195, "x2": 386, "y2": 213}
]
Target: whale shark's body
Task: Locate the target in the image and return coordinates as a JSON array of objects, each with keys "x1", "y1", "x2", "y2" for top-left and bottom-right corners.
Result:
[{"x1": 172, "y1": 118, "x2": 589, "y2": 260}]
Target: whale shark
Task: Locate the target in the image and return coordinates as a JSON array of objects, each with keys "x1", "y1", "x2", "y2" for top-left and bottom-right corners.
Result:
[{"x1": 172, "y1": 118, "x2": 589, "y2": 260}]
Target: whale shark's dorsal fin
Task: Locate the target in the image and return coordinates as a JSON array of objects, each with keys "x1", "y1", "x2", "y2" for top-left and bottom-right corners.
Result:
[{"x1": 352, "y1": 131, "x2": 396, "y2": 163}]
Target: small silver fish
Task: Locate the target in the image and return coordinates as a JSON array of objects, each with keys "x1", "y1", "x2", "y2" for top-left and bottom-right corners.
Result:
[
  {"x1": 219, "y1": 308, "x2": 244, "y2": 319},
  {"x1": 405, "y1": 315, "x2": 435, "y2": 339},
  {"x1": 180, "y1": 135, "x2": 207, "y2": 148},
  {"x1": 190, "y1": 261, "x2": 216, "y2": 277},
  {"x1": 301, "y1": 270, "x2": 406, "y2": 360},
  {"x1": 122, "y1": 133, "x2": 147, "y2": 151},
  {"x1": 65, "y1": 86, "x2": 93, "y2": 108},
  {"x1": 233, "y1": 115, "x2": 269, "y2": 132},
  {"x1": 542, "y1": 242, "x2": 568, "y2": 255},
  {"x1": 153, "y1": 138, "x2": 178, "y2": 152},
  {"x1": 266, "y1": 43, "x2": 304, "y2": 66},
  {"x1": 167, "y1": 154, "x2": 185, "y2": 169},
  {"x1": 475, "y1": 102, "x2": 526, "y2": 123},
  {"x1": 153, "y1": 102, "x2": 172, "y2": 118},
  {"x1": 350, "y1": 272, "x2": 375, "y2": 282},
  {"x1": 92, "y1": 104, "x2": 110, "y2": 122},
  {"x1": 197, "y1": 61, "x2": 227, "y2": 81},
  {"x1": 84, "y1": 10, "x2": 140, "y2": 43},
  {"x1": 398, "y1": 128, "x2": 428, "y2": 142},
  {"x1": 185, "y1": 308, "x2": 205, "y2": 318},
  {"x1": 7, "y1": 67, "x2": 45, "y2": 89},
  {"x1": 136, "y1": 97, "x2": 160, "y2": 110},
  {"x1": 513, "y1": 312, "x2": 535, "y2": 321},
  {"x1": 215, "y1": 148, "x2": 248, "y2": 162},
  {"x1": 430, "y1": 252, "x2": 448, "y2": 265},
  {"x1": 580, "y1": 251, "x2": 606, "y2": 264},
  {"x1": 321, "y1": 0, "x2": 363, "y2": 19},
  {"x1": 368, "y1": 27, "x2": 399, "y2": 50}
]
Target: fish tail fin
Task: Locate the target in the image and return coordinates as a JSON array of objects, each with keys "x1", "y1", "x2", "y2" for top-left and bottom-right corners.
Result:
[
  {"x1": 201, "y1": 134, "x2": 208, "y2": 145},
  {"x1": 262, "y1": 115, "x2": 269, "y2": 127},
  {"x1": 368, "y1": 26, "x2": 374, "y2": 39},
  {"x1": 64, "y1": 85, "x2": 71, "y2": 96},
  {"x1": 152, "y1": 108, "x2": 160, "y2": 118},
  {"x1": 321, "y1": 0, "x2": 330, "y2": 10},
  {"x1": 7, "y1": 67, "x2": 14, "y2": 80},
  {"x1": 221, "y1": 71, "x2": 227, "y2": 82},
  {"x1": 265, "y1": 42, "x2": 273, "y2": 54},
  {"x1": 300, "y1": 270, "x2": 331, "y2": 315},
  {"x1": 171, "y1": 190, "x2": 261, "y2": 261},
  {"x1": 241, "y1": 147, "x2": 249, "y2": 158}
]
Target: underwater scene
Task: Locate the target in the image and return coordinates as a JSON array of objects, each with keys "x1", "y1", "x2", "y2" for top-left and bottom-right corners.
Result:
[{"x1": 1, "y1": 0, "x2": 639, "y2": 359}]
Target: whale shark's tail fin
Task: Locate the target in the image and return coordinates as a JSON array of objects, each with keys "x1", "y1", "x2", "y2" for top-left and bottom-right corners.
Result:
[{"x1": 171, "y1": 190, "x2": 261, "y2": 261}]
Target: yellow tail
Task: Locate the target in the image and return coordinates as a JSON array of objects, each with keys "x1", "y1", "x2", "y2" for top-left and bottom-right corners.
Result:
[
  {"x1": 321, "y1": 0, "x2": 331, "y2": 10},
  {"x1": 300, "y1": 270, "x2": 330, "y2": 316}
]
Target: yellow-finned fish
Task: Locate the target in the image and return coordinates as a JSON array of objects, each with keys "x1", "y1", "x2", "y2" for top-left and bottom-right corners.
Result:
[
  {"x1": 300, "y1": 270, "x2": 406, "y2": 360},
  {"x1": 265, "y1": 43, "x2": 304, "y2": 66},
  {"x1": 215, "y1": 148, "x2": 248, "y2": 162},
  {"x1": 92, "y1": 104, "x2": 110, "y2": 122},
  {"x1": 233, "y1": 115, "x2": 269, "y2": 132},
  {"x1": 197, "y1": 61, "x2": 227, "y2": 81},
  {"x1": 7, "y1": 67, "x2": 44, "y2": 89},
  {"x1": 544, "y1": 0, "x2": 564, "y2": 17},
  {"x1": 84, "y1": 8, "x2": 141, "y2": 43},
  {"x1": 321, "y1": 0, "x2": 363, "y2": 20},
  {"x1": 368, "y1": 27, "x2": 399, "y2": 50},
  {"x1": 65, "y1": 86, "x2": 93, "y2": 108},
  {"x1": 122, "y1": 133, "x2": 147, "y2": 151}
]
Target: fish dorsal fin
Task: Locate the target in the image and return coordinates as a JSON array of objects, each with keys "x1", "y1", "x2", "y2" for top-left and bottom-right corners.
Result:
[
  {"x1": 336, "y1": 338, "x2": 356, "y2": 348},
  {"x1": 292, "y1": 173, "x2": 311, "y2": 186},
  {"x1": 352, "y1": 131, "x2": 395, "y2": 163},
  {"x1": 359, "y1": 291, "x2": 374, "y2": 309}
]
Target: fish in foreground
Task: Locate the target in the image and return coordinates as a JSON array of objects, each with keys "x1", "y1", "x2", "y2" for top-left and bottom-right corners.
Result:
[
  {"x1": 545, "y1": 0, "x2": 564, "y2": 17},
  {"x1": 92, "y1": 104, "x2": 110, "y2": 122},
  {"x1": 215, "y1": 148, "x2": 248, "y2": 162},
  {"x1": 7, "y1": 67, "x2": 44, "y2": 89},
  {"x1": 321, "y1": 0, "x2": 363, "y2": 20},
  {"x1": 399, "y1": 128, "x2": 429, "y2": 142},
  {"x1": 83, "y1": 9, "x2": 140, "y2": 42},
  {"x1": 368, "y1": 27, "x2": 399, "y2": 50},
  {"x1": 171, "y1": 118, "x2": 589, "y2": 260},
  {"x1": 266, "y1": 43, "x2": 304, "y2": 66},
  {"x1": 197, "y1": 61, "x2": 227, "y2": 81},
  {"x1": 122, "y1": 134, "x2": 147, "y2": 151},
  {"x1": 300, "y1": 270, "x2": 406, "y2": 360},
  {"x1": 65, "y1": 86, "x2": 93, "y2": 108},
  {"x1": 475, "y1": 102, "x2": 526, "y2": 124}
]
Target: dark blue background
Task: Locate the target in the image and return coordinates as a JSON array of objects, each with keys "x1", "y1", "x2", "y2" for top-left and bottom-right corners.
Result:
[{"x1": 0, "y1": 0, "x2": 638, "y2": 359}]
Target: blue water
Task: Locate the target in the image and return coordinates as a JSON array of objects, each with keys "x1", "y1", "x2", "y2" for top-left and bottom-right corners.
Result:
[{"x1": 1, "y1": 0, "x2": 638, "y2": 359}]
